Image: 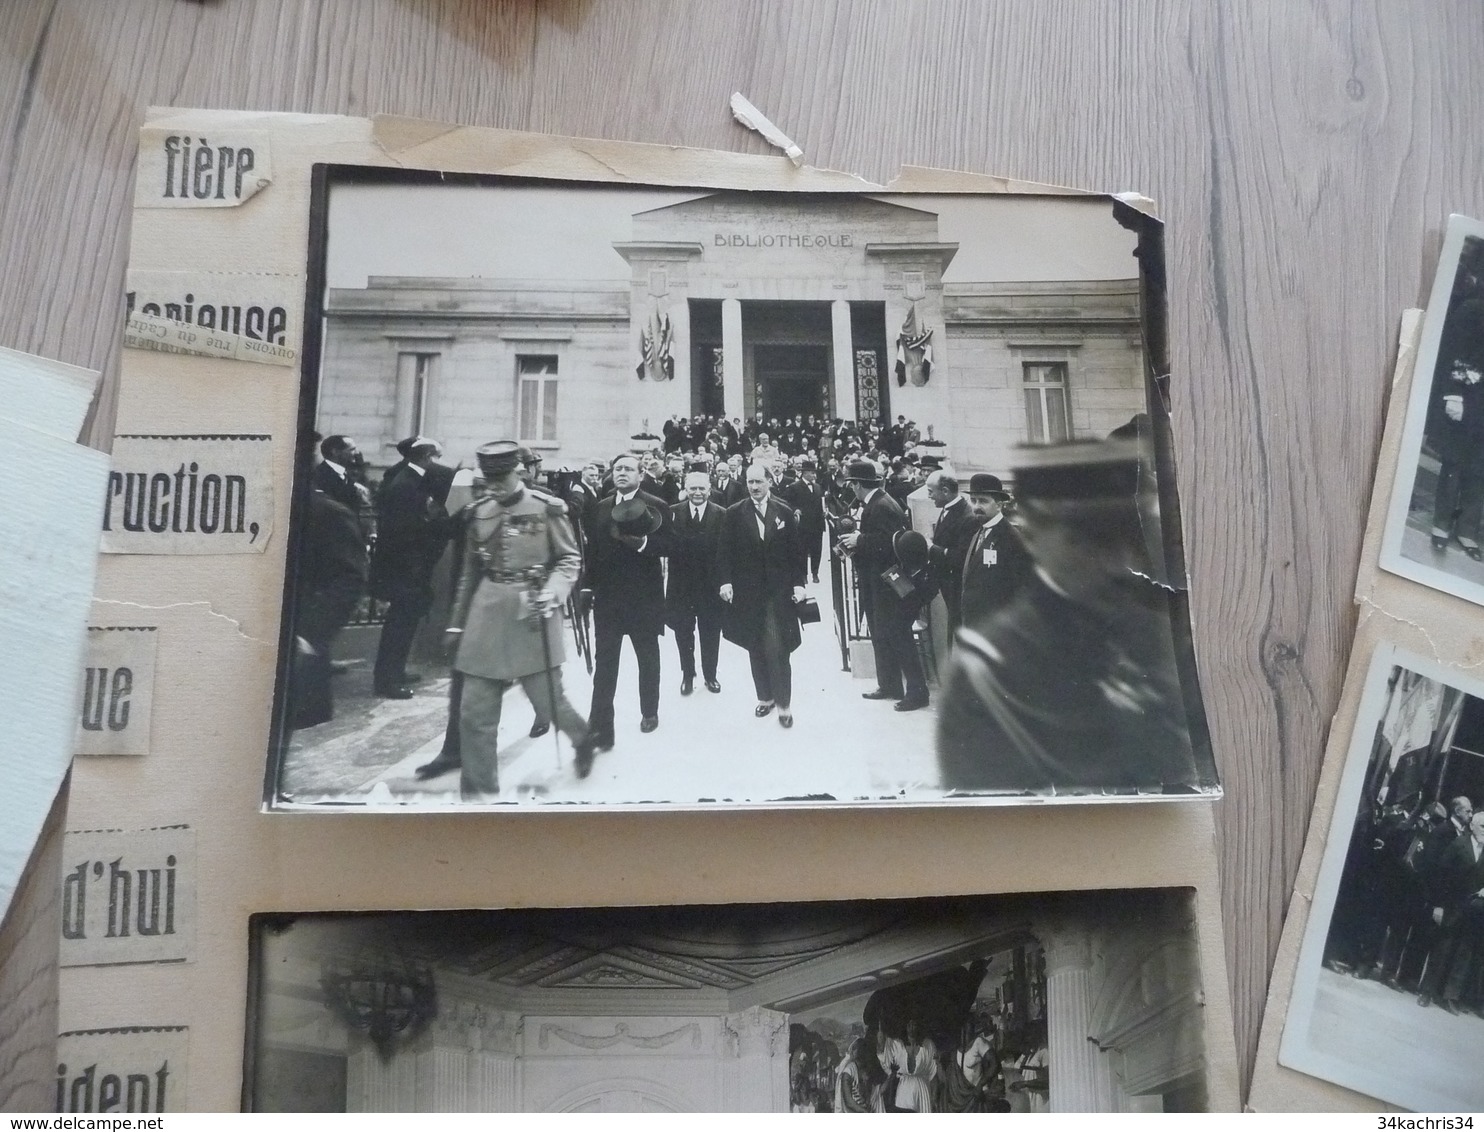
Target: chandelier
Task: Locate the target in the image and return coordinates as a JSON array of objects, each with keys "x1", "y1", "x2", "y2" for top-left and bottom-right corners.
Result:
[{"x1": 321, "y1": 949, "x2": 439, "y2": 1061}]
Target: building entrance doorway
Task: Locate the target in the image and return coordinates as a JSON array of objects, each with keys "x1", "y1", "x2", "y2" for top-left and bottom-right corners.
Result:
[{"x1": 753, "y1": 344, "x2": 828, "y2": 422}]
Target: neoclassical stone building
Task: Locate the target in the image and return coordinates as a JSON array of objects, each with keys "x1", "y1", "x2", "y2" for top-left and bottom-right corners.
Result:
[{"x1": 314, "y1": 192, "x2": 1146, "y2": 478}]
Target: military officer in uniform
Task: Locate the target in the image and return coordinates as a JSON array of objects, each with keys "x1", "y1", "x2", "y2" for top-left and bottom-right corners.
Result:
[{"x1": 446, "y1": 441, "x2": 595, "y2": 800}]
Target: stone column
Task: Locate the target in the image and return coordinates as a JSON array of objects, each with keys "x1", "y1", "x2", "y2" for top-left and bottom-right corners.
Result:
[
  {"x1": 345, "y1": 1045, "x2": 417, "y2": 1112},
  {"x1": 722, "y1": 297, "x2": 744, "y2": 421},
  {"x1": 1041, "y1": 925, "x2": 1117, "y2": 1113},
  {"x1": 831, "y1": 299, "x2": 855, "y2": 421},
  {"x1": 345, "y1": 1003, "x2": 523, "y2": 1112},
  {"x1": 719, "y1": 1006, "x2": 790, "y2": 1112}
]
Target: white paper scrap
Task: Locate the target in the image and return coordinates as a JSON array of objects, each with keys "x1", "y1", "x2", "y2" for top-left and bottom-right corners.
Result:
[
  {"x1": 729, "y1": 93, "x2": 805, "y2": 166},
  {"x1": 0, "y1": 345, "x2": 100, "y2": 441},
  {"x1": 0, "y1": 413, "x2": 109, "y2": 921}
]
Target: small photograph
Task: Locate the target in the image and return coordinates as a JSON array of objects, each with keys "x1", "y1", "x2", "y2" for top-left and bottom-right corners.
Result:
[
  {"x1": 1380, "y1": 214, "x2": 1484, "y2": 604},
  {"x1": 268, "y1": 168, "x2": 1216, "y2": 809},
  {"x1": 245, "y1": 889, "x2": 1208, "y2": 1113},
  {"x1": 1281, "y1": 647, "x2": 1484, "y2": 1111}
]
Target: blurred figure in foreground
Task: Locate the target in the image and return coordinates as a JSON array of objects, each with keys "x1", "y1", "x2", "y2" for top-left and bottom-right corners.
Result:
[{"x1": 936, "y1": 439, "x2": 1193, "y2": 793}]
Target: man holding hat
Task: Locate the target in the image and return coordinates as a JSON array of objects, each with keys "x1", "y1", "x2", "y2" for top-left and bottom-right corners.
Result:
[
  {"x1": 584, "y1": 453, "x2": 672, "y2": 752},
  {"x1": 839, "y1": 457, "x2": 928, "y2": 711},
  {"x1": 956, "y1": 473, "x2": 1031, "y2": 631},
  {"x1": 445, "y1": 440, "x2": 594, "y2": 798}
]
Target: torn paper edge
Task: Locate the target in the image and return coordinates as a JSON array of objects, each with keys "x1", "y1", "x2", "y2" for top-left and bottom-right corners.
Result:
[{"x1": 124, "y1": 312, "x2": 298, "y2": 368}]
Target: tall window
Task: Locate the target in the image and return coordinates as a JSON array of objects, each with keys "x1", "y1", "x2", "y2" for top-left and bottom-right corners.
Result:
[
  {"x1": 1023, "y1": 361, "x2": 1072, "y2": 444},
  {"x1": 395, "y1": 352, "x2": 437, "y2": 438},
  {"x1": 518, "y1": 355, "x2": 559, "y2": 443}
]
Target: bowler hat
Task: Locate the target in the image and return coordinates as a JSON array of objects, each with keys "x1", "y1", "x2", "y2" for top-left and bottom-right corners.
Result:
[
  {"x1": 843, "y1": 458, "x2": 882, "y2": 484},
  {"x1": 611, "y1": 497, "x2": 663, "y2": 538},
  {"x1": 893, "y1": 529, "x2": 930, "y2": 574},
  {"x1": 397, "y1": 434, "x2": 440, "y2": 458},
  {"x1": 967, "y1": 472, "x2": 1010, "y2": 501},
  {"x1": 475, "y1": 440, "x2": 522, "y2": 472}
]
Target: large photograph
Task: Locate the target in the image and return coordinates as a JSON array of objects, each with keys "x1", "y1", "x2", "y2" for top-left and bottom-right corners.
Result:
[
  {"x1": 268, "y1": 168, "x2": 1216, "y2": 809},
  {"x1": 1380, "y1": 213, "x2": 1484, "y2": 604},
  {"x1": 1281, "y1": 647, "x2": 1484, "y2": 1111},
  {"x1": 245, "y1": 889, "x2": 1207, "y2": 1113}
]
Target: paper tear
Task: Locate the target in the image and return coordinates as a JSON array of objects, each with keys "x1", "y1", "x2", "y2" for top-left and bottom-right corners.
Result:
[
  {"x1": 1127, "y1": 567, "x2": 1186, "y2": 594},
  {"x1": 92, "y1": 598, "x2": 274, "y2": 649},
  {"x1": 1353, "y1": 596, "x2": 1464, "y2": 668},
  {"x1": 729, "y1": 93, "x2": 804, "y2": 166}
]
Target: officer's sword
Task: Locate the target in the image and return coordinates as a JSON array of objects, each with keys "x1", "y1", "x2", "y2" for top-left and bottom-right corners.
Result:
[{"x1": 525, "y1": 568, "x2": 564, "y2": 772}]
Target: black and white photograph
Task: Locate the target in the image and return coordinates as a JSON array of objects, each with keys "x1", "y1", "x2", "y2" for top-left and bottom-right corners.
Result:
[
  {"x1": 268, "y1": 168, "x2": 1217, "y2": 809},
  {"x1": 1380, "y1": 213, "x2": 1484, "y2": 604},
  {"x1": 1280, "y1": 646, "x2": 1484, "y2": 1112},
  {"x1": 244, "y1": 889, "x2": 1207, "y2": 1113}
]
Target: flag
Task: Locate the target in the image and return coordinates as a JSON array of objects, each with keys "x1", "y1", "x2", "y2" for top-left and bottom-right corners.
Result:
[
  {"x1": 894, "y1": 303, "x2": 934, "y2": 387},
  {"x1": 636, "y1": 319, "x2": 654, "y2": 380},
  {"x1": 657, "y1": 311, "x2": 675, "y2": 381},
  {"x1": 637, "y1": 309, "x2": 675, "y2": 381}
]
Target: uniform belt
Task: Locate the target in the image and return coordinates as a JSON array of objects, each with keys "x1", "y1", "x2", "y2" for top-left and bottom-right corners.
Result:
[{"x1": 483, "y1": 570, "x2": 532, "y2": 584}]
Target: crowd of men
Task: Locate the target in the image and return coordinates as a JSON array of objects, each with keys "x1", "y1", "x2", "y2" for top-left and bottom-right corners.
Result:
[
  {"x1": 291, "y1": 406, "x2": 1197, "y2": 800},
  {"x1": 1324, "y1": 792, "x2": 1484, "y2": 1018}
]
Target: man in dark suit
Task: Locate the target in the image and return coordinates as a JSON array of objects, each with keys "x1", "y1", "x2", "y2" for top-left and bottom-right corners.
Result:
[
  {"x1": 314, "y1": 434, "x2": 364, "y2": 514},
  {"x1": 585, "y1": 453, "x2": 671, "y2": 748},
  {"x1": 1418, "y1": 811, "x2": 1484, "y2": 1012},
  {"x1": 711, "y1": 462, "x2": 746, "y2": 509},
  {"x1": 957, "y1": 474, "x2": 1032, "y2": 631},
  {"x1": 839, "y1": 458, "x2": 927, "y2": 710},
  {"x1": 716, "y1": 462, "x2": 807, "y2": 726},
  {"x1": 291, "y1": 485, "x2": 369, "y2": 728},
  {"x1": 563, "y1": 462, "x2": 604, "y2": 540},
  {"x1": 784, "y1": 460, "x2": 828, "y2": 582},
  {"x1": 370, "y1": 438, "x2": 454, "y2": 697},
  {"x1": 924, "y1": 470, "x2": 978, "y2": 631},
  {"x1": 666, "y1": 471, "x2": 726, "y2": 695}
]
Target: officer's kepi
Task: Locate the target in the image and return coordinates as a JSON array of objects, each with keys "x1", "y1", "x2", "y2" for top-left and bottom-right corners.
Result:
[{"x1": 476, "y1": 440, "x2": 522, "y2": 476}]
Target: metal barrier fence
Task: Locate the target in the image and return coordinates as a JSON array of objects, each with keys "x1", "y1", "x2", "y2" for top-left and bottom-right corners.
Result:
[{"x1": 829, "y1": 546, "x2": 941, "y2": 686}]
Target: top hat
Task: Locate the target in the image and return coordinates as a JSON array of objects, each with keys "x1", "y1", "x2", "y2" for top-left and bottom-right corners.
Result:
[
  {"x1": 611, "y1": 497, "x2": 663, "y2": 538},
  {"x1": 843, "y1": 458, "x2": 882, "y2": 484},
  {"x1": 475, "y1": 440, "x2": 522, "y2": 472},
  {"x1": 967, "y1": 472, "x2": 1010, "y2": 500}
]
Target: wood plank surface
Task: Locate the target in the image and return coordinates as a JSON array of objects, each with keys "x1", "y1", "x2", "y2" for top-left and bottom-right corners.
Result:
[{"x1": 2, "y1": 0, "x2": 1480, "y2": 1106}]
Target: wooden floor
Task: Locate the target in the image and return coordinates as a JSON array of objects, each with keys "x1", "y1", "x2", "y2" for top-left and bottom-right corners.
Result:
[{"x1": 2, "y1": 0, "x2": 1481, "y2": 1109}]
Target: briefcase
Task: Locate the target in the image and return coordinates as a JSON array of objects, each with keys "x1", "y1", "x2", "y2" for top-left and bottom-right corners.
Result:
[{"x1": 796, "y1": 597, "x2": 822, "y2": 625}]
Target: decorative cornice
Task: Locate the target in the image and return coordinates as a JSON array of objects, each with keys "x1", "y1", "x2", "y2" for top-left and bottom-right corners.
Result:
[{"x1": 537, "y1": 1021, "x2": 703, "y2": 1051}]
